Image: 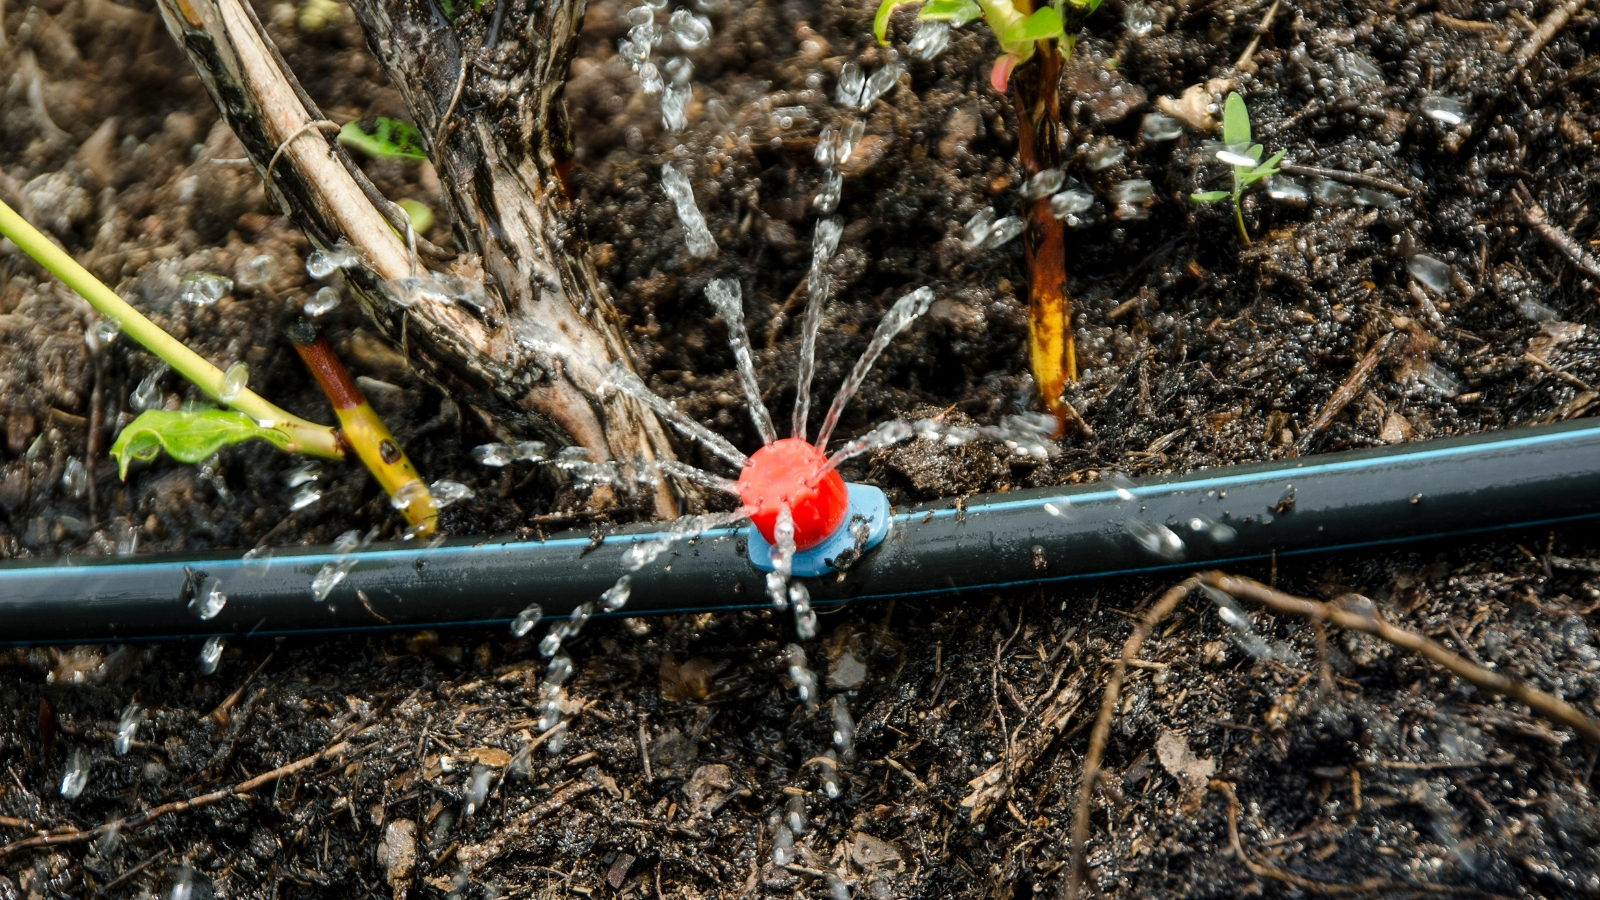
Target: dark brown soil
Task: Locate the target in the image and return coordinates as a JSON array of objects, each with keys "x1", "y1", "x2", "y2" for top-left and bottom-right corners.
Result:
[{"x1": 4, "y1": 0, "x2": 1600, "y2": 896}]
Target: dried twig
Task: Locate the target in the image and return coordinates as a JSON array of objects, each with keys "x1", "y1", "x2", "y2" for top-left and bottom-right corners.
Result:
[
  {"x1": 1513, "y1": 0, "x2": 1586, "y2": 70},
  {"x1": 1066, "y1": 570, "x2": 1600, "y2": 899},
  {"x1": 1512, "y1": 182, "x2": 1600, "y2": 284},
  {"x1": 1204, "y1": 573, "x2": 1600, "y2": 745},
  {"x1": 1277, "y1": 163, "x2": 1411, "y2": 198},
  {"x1": 1066, "y1": 575, "x2": 1201, "y2": 899},
  {"x1": 1295, "y1": 333, "x2": 1393, "y2": 456},
  {"x1": 0, "y1": 722, "x2": 365, "y2": 859},
  {"x1": 1210, "y1": 780, "x2": 1504, "y2": 897}
]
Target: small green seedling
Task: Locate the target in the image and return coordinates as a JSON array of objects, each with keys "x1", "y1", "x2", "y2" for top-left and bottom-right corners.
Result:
[
  {"x1": 1190, "y1": 92, "x2": 1286, "y2": 247},
  {"x1": 338, "y1": 117, "x2": 429, "y2": 162},
  {"x1": 875, "y1": 0, "x2": 1099, "y2": 91},
  {"x1": 110, "y1": 409, "x2": 294, "y2": 479}
]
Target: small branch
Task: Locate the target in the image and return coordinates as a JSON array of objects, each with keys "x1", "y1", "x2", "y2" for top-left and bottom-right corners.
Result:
[
  {"x1": 1067, "y1": 575, "x2": 1201, "y2": 899},
  {"x1": 291, "y1": 330, "x2": 438, "y2": 535},
  {"x1": 1205, "y1": 573, "x2": 1600, "y2": 745},
  {"x1": 1210, "y1": 780, "x2": 1494, "y2": 896},
  {"x1": 1277, "y1": 163, "x2": 1411, "y2": 198},
  {"x1": 0, "y1": 726, "x2": 361, "y2": 859},
  {"x1": 1513, "y1": 0, "x2": 1585, "y2": 70},
  {"x1": 1295, "y1": 333, "x2": 1394, "y2": 456},
  {"x1": 0, "y1": 198, "x2": 342, "y2": 460},
  {"x1": 1512, "y1": 182, "x2": 1600, "y2": 284}
]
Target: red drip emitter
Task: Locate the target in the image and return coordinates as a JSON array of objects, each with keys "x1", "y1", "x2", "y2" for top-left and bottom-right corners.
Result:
[{"x1": 739, "y1": 438, "x2": 892, "y2": 576}]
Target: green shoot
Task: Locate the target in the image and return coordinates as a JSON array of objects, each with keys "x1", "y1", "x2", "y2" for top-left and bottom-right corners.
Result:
[
  {"x1": 337, "y1": 118, "x2": 429, "y2": 162},
  {"x1": 875, "y1": 0, "x2": 1100, "y2": 89},
  {"x1": 0, "y1": 196, "x2": 343, "y2": 462},
  {"x1": 110, "y1": 409, "x2": 294, "y2": 479},
  {"x1": 397, "y1": 199, "x2": 433, "y2": 235},
  {"x1": 1189, "y1": 92, "x2": 1286, "y2": 247}
]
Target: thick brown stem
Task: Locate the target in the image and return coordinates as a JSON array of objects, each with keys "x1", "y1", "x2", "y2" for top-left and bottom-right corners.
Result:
[
  {"x1": 152, "y1": 0, "x2": 684, "y2": 519},
  {"x1": 1011, "y1": 47, "x2": 1076, "y2": 438}
]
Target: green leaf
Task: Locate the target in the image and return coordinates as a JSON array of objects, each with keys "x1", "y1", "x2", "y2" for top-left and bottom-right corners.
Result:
[
  {"x1": 110, "y1": 409, "x2": 293, "y2": 480},
  {"x1": 1190, "y1": 190, "x2": 1229, "y2": 203},
  {"x1": 1239, "y1": 150, "x2": 1286, "y2": 188},
  {"x1": 917, "y1": 0, "x2": 981, "y2": 24},
  {"x1": 999, "y1": 5, "x2": 1064, "y2": 43},
  {"x1": 875, "y1": 0, "x2": 921, "y2": 43},
  {"x1": 398, "y1": 199, "x2": 434, "y2": 235},
  {"x1": 338, "y1": 118, "x2": 429, "y2": 162},
  {"x1": 1222, "y1": 92, "x2": 1250, "y2": 148}
]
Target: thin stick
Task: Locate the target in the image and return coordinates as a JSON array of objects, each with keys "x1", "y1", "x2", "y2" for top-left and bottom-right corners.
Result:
[
  {"x1": 1512, "y1": 182, "x2": 1600, "y2": 284},
  {"x1": 1277, "y1": 163, "x2": 1411, "y2": 198},
  {"x1": 265, "y1": 119, "x2": 341, "y2": 184},
  {"x1": 0, "y1": 198, "x2": 342, "y2": 459},
  {"x1": 1513, "y1": 0, "x2": 1584, "y2": 70},
  {"x1": 1205, "y1": 572, "x2": 1600, "y2": 745},
  {"x1": 93, "y1": 848, "x2": 171, "y2": 897},
  {"x1": 435, "y1": 58, "x2": 469, "y2": 144},
  {"x1": 0, "y1": 727, "x2": 359, "y2": 859},
  {"x1": 1210, "y1": 780, "x2": 1495, "y2": 896},
  {"x1": 1294, "y1": 333, "x2": 1393, "y2": 456},
  {"x1": 1233, "y1": 0, "x2": 1281, "y2": 70},
  {"x1": 1066, "y1": 576, "x2": 1201, "y2": 899}
]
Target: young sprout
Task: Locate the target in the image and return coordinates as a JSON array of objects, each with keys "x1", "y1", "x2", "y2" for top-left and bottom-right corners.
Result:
[
  {"x1": 1189, "y1": 92, "x2": 1286, "y2": 247},
  {"x1": 874, "y1": 0, "x2": 1099, "y2": 90}
]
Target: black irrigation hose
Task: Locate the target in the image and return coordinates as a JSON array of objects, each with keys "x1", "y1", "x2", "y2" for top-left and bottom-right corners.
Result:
[{"x1": 4, "y1": 419, "x2": 1600, "y2": 647}]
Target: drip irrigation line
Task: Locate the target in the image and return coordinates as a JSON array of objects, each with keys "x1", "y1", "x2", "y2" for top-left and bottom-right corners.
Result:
[{"x1": 3, "y1": 419, "x2": 1599, "y2": 646}]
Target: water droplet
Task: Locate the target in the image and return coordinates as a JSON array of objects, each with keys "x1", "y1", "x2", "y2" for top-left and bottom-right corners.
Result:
[
  {"x1": 1050, "y1": 189, "x2": 1095, "y2": 219},
  {"x1": 661, "y1": 162, "x2": 717, "y2": 258},
  {"x1": 131, "y1": 366, "x2": 167, "y2": 413},
  {"x1": 115, "y1": 702, "x2": 144, "y2": 756},
  {"x1": 472, "y1": 443, "x2": 514, "y2": 466},
  {"x1": 1113, "y1": 179, "x2": 1154, "y2": 205},
  {"x1": 1126, "y1": 519, "x2": 1185, "y2": 559},
  {"x1": 311, "y1": 558, "x2": 357, "y2": 602},
  {"x1": 772, "y1": 823, "x2": 795, "y2": 866},
  {"x1": 304, "y1": 286, "x2": 341, "y2": 317},
  {"x1": 89, "y1": 318, "x2": 121, "y2": 351},
  {"x1": 1084, "y1": 143, "x2": 1125, "y2": 171},
  {"x1": 836, "y1": 62, "x2": 865, "y2": 107},
  {"x1": 909, "y1": 19, "x2": 950, "y2": 59},
  {"x1": 963, "y1": 207, "x2": 997, "y2": 248},
  {"x1": 664, "y1": 55, "x2": 693, "y2": 85},
  {"x1": 601, "y1": 575, "x2": 632, "y2": 611},
  {"x1": 667, "y1": 9, "x2": 711, "y2": 50},
  {"x1": 242, "y1": 546, "x2": 273, "y2": 576},
  {"x1": 1042, "y1": 499, "x2": 1076, "y2": 519},
  {"x1": 826, "y1": 873, "x2": 851, "y2": 900},
  {"x1": 191, "y1": 578, "x2": 226, "y2": 620},
  {"x1": 981, "y1": 216, "x2": 1023, "y2": 250},
  {"x1": 60, "y1": 748, "x2": 89, "y2": 799},
  {"x1": 1268, "y1": 177, "x2": 1308, "y2": 203},
  {"x1": 1123, "y1": 0, "x2": 1156, "y2": 35},
  {"x1": 198, "y1": 635, "x2": 225, "y2": 674},
  {"x1": 179, "y1": 272, "x2": 232, "y2": 306},
  {"x1": 511, "y1": 603, "x2": 544, "y2": 637},
  {"x1": 859, "y1": 60, "x2": 902, "y2": 110},
  {"x1": 285, "y1": 461, "x2": 321, "y2": 488},
  {"x1": 1023, "y1": 168, "x2": 1065, "y2": 201},
  {"x1": 306, "y1": 244, "x2": 359, "y2": 279},
  {"x1": 1312, "y1": 178, "x2": 1358, "y2": 207},
  {"x1": 813, "y1": 217, "x2": 843, "y2": 262},
  {"x1": 639, "y1": 61, "x2": 664, "y2": 94},
  {"x1": 428, "y1": 480, "x2": 473, "y2": 509},
  {"x1": 1140, "y1": 111, "x2": 1183, "y2": 142},
  {"x1": 662, "y1": 83, "x2": 692, "y2": 132},
  {"x1": 236, "y1": 254, "x2": 275, "y2": 288},
  {"x1": 813, "y1": 169, "x2": 842, "y2": 213},
  {"x1": 1421, "y1": 95, "x2": 1468, "y2": 126},
  {"x1": 219, "y1": 361, "x2": 248, "y2": 404},
  {"x1": 1518, "y1": 298, "x2": 1559, "y2": 322},
  {"x1": 61, "y1": 457, "x2": 87, "y2": 498},
  {"x1": 1407, "y1": 254, "x2": 1453, "y2": 295},
  {"x1": 290, "y1": 485, "x2": 321, "y2": 511},
  {"x1": 463, "y1": 764, "x2": 494, "y2": 817}
]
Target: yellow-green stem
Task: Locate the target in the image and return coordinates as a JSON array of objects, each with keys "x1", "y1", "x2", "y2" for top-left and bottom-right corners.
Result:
[
  {"x1": 0, "y1": 197, "x2": 343, "y2": 460},
  {"x1": 1234, "y1": 199, "x2": 1252, "y2": 248}
]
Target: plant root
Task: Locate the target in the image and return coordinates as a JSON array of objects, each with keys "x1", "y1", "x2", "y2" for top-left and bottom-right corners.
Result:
[{"x1": 1065, "y1": 570, "x2": 1600, "y2": 898}]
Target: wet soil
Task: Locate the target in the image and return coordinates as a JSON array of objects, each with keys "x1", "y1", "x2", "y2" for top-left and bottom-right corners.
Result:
[{"x1": 5, "y1": 0, "x2": 1600, "y2": 896}]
